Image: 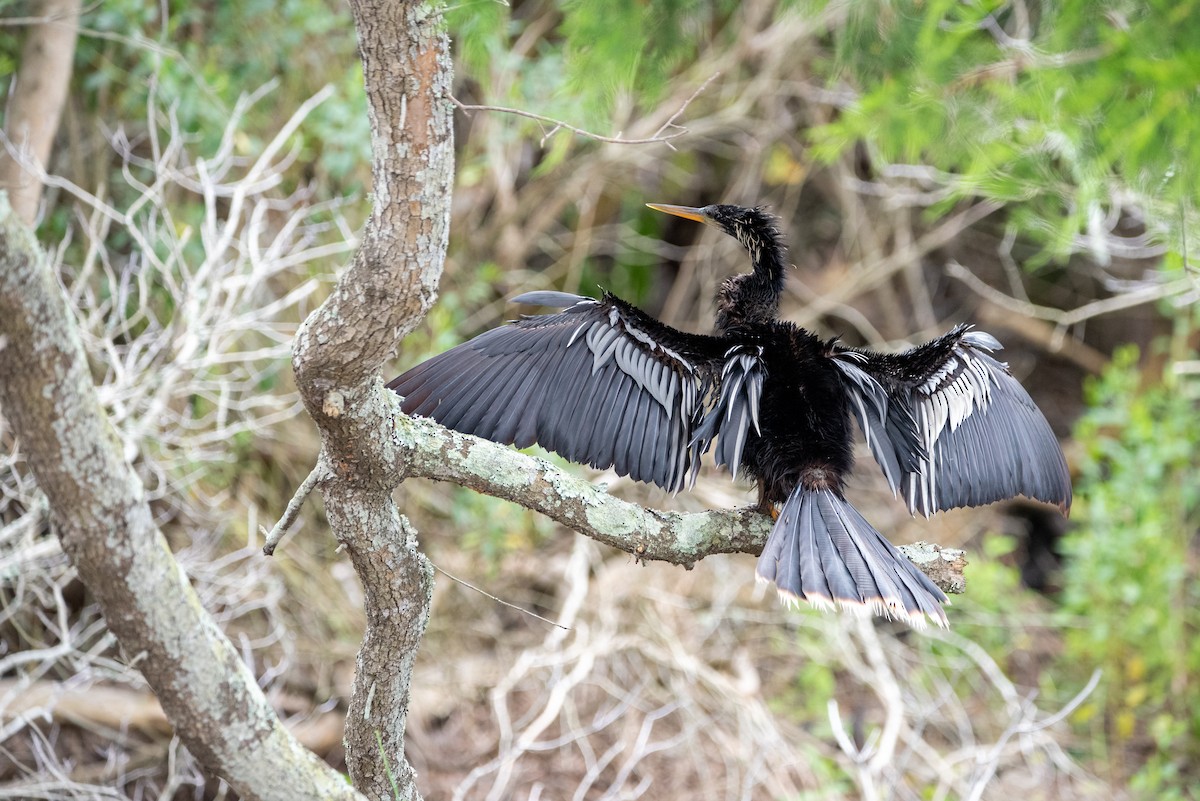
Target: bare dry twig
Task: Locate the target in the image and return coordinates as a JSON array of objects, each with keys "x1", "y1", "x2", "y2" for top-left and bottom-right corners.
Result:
[
  {"x1": 823, "y1": 617, "x2": 1103, "y2": 801},
  {"x1": 262, "y1": 462, "x2": 329, "y2": 556},
  {"x1": 451, "y1": 73, "x2": 719, "y2": 150}
]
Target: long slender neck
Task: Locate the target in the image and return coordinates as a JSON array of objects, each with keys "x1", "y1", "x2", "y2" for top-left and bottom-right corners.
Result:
[
  {"x1": 745, "y1": 229, "x2": 787, "y2": 301},
  {"x1": 716, "y1": 224, "x2": 787, "y2": 331}
]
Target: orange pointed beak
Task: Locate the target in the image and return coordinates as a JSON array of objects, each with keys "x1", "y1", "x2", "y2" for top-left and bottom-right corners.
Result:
[{"x1": 646, "y1": 203, "x2": 718, "y2": 228}]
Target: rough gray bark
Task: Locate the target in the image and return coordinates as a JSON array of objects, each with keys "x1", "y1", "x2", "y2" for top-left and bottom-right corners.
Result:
[
  {"x1": 289, "y1": 2, "x2": 453, "y2": 799},
  {"x1": 0, "y1": 0, "x2": 81, "y2": 225},
  {"x1": 0, "y1": 194, "x2": 365, "y2": 800}
]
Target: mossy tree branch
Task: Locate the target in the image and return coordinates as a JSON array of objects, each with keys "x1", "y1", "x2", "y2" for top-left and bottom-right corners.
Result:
[{"x1": 392, "y1": 412, "x2": 966, "y2": 594}]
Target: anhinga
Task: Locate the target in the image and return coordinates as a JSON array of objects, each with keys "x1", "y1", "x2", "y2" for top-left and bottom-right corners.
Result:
[{"x1": 388, "y1": 204, "x2": 1071, "y2": 626}]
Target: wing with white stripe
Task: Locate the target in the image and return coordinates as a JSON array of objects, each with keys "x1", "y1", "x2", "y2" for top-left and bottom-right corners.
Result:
[
  {"x1": 388, "y1": 292, "x2": 727, "y2": 493},
  {"x1": 840, "y1": 327, "x2": 1072, "y2": 517}
]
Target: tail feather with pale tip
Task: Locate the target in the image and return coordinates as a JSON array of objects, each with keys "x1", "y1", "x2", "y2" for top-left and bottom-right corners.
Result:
[{"x1": 756, "y1": 487, "x2": 948, "y2": 628}]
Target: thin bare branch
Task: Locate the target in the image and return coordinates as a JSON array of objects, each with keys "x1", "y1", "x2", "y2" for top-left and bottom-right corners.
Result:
[
  {"x1": 451, "y1": 97, "x2": 685, "y2": 146},
  {"x1": 262, "y1": 462, "x2": 329, "y2": 556},
  {"x1": 432, "y1": 563, "x2": 570, "y2": 631},
  {"x1": 450, "y1": 73, "x2": 718, "y2": 149}
]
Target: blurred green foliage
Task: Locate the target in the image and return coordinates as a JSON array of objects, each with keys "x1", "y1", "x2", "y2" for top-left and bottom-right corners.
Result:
[
  {"x1": 448, "y1": 0, "x2": 739, "y2": 126},
  {"x1": 4, "y1": 0, "x2": 371, "y2": 208},
  {"x1": 445, "y1": 485, "x2": 557, "y2": 568},
  {"x1": 806, "y1": 0, "x2": 1200, "y2": 265},
  {"x1": 14, "y1": 0, "x2": 1194, "y2": 272},
  {"x1": 1057, "y1": 336, "x2": 1200, "y2": 795}
]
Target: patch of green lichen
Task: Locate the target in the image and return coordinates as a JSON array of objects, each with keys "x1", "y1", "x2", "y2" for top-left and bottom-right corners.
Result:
[
  {"x1": 456, "y1": 439, "x2": 533, "y2": 490},
  {"x1": 545, "y1": 465, "x2": 598, "y2": 505},
  {"x1": 673, "y1": 515, "x2": 715, "y2": 554},
  {"x1": 583, "y1": 500, "x2": 643, "y2": 539},
  {"x1": 897, "y1": 541, "x2": 939, "y2": 565},
  {"x1": 391, "y1": 411, "x2": 422, "y2": 448}
]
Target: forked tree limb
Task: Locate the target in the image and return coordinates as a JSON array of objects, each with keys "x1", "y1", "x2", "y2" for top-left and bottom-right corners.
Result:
[
  {"x1": 288, "y1": 2, "x2": 454, "y2": 799},
  {"x1": 285, "y1": 3, "x2": 961, "y2": 800}
]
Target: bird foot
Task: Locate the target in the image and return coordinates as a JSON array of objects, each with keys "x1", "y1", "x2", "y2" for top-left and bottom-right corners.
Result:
[{"x1": 754, "y1": 497, "x2": 779, "y2": 521}]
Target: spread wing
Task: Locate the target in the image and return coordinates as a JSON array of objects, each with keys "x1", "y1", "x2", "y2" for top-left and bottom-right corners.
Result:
[
  {"x1": 834, "y1": 326, "x2": 1071, "y2": 517},
  {"x1": 388, "y1": 291, "x2": 729, "y2": 493}
]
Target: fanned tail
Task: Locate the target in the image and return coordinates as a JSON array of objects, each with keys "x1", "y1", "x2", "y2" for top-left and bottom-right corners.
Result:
[{"x1": 755, "y1": 487, "x2": 948, "y2": 628}]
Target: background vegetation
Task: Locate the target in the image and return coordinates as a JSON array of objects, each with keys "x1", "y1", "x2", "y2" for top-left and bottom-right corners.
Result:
[{"x1": 1, "y1": 0, "x2": 1197, "y2": 798}]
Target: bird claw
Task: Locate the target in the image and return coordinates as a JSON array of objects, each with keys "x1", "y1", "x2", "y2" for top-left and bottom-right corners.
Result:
[{"x1": 753, "y1": 497, "x2": 779, "y2": 521}]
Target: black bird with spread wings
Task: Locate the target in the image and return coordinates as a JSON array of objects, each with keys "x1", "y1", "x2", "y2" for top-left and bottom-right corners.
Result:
[{"x1": 388, "y1": 204, "x2": 1071, "y2": 626}]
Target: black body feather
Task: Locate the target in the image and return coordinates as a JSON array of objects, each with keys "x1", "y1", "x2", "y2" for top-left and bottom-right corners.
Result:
[{"x1": 387, "y1": 203, "x2": 1072, "y2": 627}]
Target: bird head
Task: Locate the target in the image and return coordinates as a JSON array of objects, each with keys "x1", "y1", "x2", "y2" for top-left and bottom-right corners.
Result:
[
  {"x1": 647, "y1": 203, "x2": 788, "y2": 330},
  {"x1": 647, "y1": 203, "x2": 784, "y2": 262}
]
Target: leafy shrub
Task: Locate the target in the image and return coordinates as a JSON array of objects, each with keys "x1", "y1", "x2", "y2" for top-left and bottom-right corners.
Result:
[{"x1": 1057, "y1": 341, "x2": 1200, "y2": 793}]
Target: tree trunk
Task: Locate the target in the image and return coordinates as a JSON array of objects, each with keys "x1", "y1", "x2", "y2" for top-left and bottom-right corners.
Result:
[{"x1": 0, "y1": 0, "x2": 81, "y2": 225}]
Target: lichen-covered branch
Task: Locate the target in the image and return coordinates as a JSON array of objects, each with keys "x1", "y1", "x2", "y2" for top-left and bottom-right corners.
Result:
[
  {"x1": 394, "y1": 411, "x2": 967, "y2": 594},
  {"x1": 0, "y1": 195, "x2": 364, "y2": 800}
]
